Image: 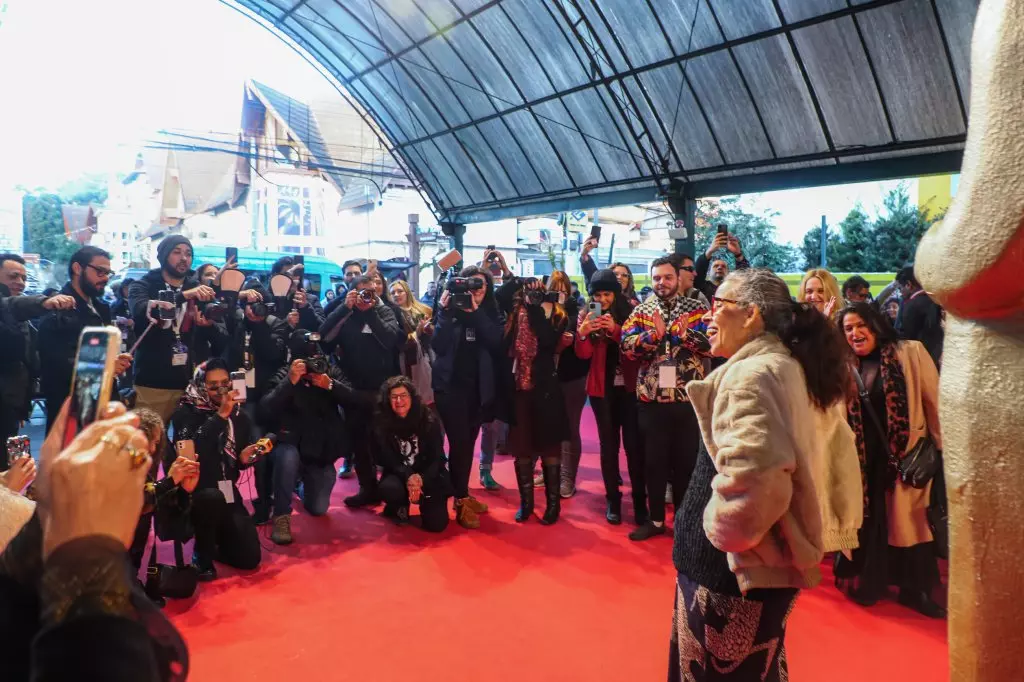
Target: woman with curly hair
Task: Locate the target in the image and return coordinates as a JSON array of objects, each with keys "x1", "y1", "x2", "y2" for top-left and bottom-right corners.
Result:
[
  {"x1": 798, "y1": 268, "x2": 843, "y2": 321},
  {"x1": 374, "y1": 376, "x2": 451, "y2": 532}
]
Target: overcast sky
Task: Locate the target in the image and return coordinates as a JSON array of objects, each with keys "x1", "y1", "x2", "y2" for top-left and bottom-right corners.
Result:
[{"x1": 1, "y1": 0, "x2": 917, "y2": 245}]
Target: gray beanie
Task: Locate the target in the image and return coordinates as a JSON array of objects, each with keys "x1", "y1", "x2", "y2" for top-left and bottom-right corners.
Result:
[{"x1": 157, "y1": 235, "x2": 193, "y2": 268}]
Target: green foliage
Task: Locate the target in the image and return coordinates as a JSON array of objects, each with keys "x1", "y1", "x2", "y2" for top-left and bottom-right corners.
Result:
[
  {"x1": 799, "y1": 183, "x2": 941, "y2": 272},
  {"x1": 695, "y1": 197, "x2": 800, "y2": 272},
  {"x1": 22, "y1": 193, "x2": 79, "y2": 266}
]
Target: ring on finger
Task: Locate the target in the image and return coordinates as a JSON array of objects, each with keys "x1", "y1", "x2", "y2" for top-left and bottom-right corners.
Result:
[{"x1": 124, "y1": 443, "x2": 147, "y2": 469}]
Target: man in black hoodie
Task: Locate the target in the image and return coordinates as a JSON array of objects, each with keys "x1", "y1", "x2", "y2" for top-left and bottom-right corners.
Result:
[
  {"x1": 127, "y1": 235, "x2": 214, "y2": 425},
  {"x1": 270, "y1": 255, "x2": 324, "y2": 333},
  {"x1": 320, "y1": 275, "x2": 403, "y2": 507},
  {"x1": 38, "y1": 246, "x2": 133, "y2": 432}
]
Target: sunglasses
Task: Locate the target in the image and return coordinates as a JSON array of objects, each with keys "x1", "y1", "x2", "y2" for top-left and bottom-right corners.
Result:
[{"x1": 679, "y1": 265, "x2": 696, "y2": 273}]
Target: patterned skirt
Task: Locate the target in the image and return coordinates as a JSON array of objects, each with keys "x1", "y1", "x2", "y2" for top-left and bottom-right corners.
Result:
[{"x1": 669, "y1": 573, "x2": 799, "y2": 682}]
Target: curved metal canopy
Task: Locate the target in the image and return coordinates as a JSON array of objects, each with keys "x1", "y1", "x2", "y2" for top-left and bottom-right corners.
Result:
[{"x1": 233, "y1": 0, "x2": 976, "y2": 222}]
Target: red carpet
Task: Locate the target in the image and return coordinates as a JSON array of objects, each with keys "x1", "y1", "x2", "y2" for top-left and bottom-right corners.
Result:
[{"x1": 163, "y1": 409, "x2": 948, "y2": 681}]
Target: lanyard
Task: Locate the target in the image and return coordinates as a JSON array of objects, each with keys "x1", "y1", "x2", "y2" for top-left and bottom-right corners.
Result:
[{"x1": 243, "y1": 331, "x2": 252, "y2": 370}]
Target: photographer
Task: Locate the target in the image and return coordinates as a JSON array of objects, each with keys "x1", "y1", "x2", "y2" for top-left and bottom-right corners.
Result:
[
  {"x1": 431, "y1": 265, "x2": 504, "y2": 529},
  {"x1": 128, "y1": 235, "x2": 213, "y2": 424},
  {"x1": 374, "y1": 377, "x2": 451, "y2": 531},
  {"x1": 171, "y1": 359, "x2": 262, "y2": 580},
  {"x1": 319, "y1": 275, "x2": 402, "y2": 507},
  {"x1": 260, "y1": 331, "x2": 365, "y2": 545},
  {"x1": 575, "y1": 270, "x2": 642, "y2": 525},
  {"x1": 271, "y1": 256, "x2": 324, "y2": 332},
  {"x1": 502, "y1": 276, "x2": 569, "y2": 525},
  {"x1": 111, "y1": 278, "x2": 137, "y2": 354}
]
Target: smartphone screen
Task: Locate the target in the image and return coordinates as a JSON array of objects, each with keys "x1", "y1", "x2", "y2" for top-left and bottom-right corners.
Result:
[
  {"x1": 590, "y1": 224, "x2": 602, "y2": 242},
  {"x1": 230, "y1": 371, "x2": 247, "y2": 403},
  {"x1": 158, "y1": 290, "x2": 176, "y2": 321},
  {"x1": 226, "y1": 246, "x2": 238, "y2": 263},
  {"x1": 63, "y1": 329, "x2": 118, "y2": 447}
]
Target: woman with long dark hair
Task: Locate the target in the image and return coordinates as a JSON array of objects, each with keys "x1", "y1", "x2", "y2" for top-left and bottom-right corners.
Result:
[
  {"x1": 671, "y1": 269, "x2": 861, "y2": 680},
  {"x1": 574, "y1": 269, "x2": 641, "y2": 524},
  {"x1": 504, "y1": 278, "x2": 569, "y2": 524},
  {"x1": 374, "y1": 376, "x2": 451, "y2": 532},
  {"x1": 835, "y1": 302, "x2": 945, "y2": 618},
  {"x1": 431, "y1": 265, "x2": 504, "y2": 530}
]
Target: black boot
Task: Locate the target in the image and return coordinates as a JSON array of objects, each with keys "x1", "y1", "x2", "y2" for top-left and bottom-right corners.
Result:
[
  {"x1": 633, "y1": 494, "x2": 649, "y2": 526},
  {"x1": 898, "y1": 589, "x2": 947, "y2": 619},
  {"x1": 606, "y1": 493, "x2": 622, "y2": 525},
  {"x1": 540, "y1": 463, "x2": 561, "y2": 525},
  {"x1": 514, "y1": 458, "x2": 534, "y2": 523}
]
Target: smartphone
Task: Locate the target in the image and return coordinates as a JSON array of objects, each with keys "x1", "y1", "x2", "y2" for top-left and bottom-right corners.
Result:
[
  {"x1": 158, "y1": 290, "x2": 176, "y2": 321},
  {"x1": 230, "y1": 370, "x2": 247, "y2": 403},
  {"x1": 717, "y1": 223, "x2": 729, "y2": 236},
  {"x1": 225, "y1": 246, "x2": 238, "y2": 264},
  {"x1": 175, "y1": 439, "x2": 196, "y2": 462},
  {"x1": 6, "y1": 435, "x2": 30, "y2": 467},
  {"x1": 587, "y1": 301, "x2": 602, "y2": 321},
  {"x1": 437, "y1": 249, "x2": 462, "y2": 272},
  {"x1": 63, "y1": 327, "x2": 121, "y2": 448},
  {"x1": 590, "y1": 224, "x2": 602, "y2": 242},
  {"x1": 293, "y1": 254, "x2": 304, "y2": 266}
]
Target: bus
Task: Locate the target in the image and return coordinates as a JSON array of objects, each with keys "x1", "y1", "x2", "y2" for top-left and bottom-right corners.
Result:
[{"x1": 191, "y1": 246, "x2": 344, "y2": 299}]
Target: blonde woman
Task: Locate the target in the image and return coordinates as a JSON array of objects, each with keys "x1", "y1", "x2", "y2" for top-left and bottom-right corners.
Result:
[
  {"x1": 798, "y1": 268, "x2": 843, "y2": 320},
  {"x1": 390, "y1": 279, "x2": 436, "y2": 405}
]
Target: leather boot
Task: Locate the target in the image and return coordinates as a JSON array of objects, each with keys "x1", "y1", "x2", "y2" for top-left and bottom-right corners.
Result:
[
  {"x1": 540, "y1": 462, "x2": 561, "y2": 525},
  {"x1": 606, "y1": 493, "x2": 622, "y2": 525},
  {"x1": 514, "y1": 458, "x2": 534, "y2": 523}
]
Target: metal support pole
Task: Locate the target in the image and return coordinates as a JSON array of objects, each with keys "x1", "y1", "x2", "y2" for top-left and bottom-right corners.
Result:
[
  {"x1": 440, "y1": 221, "x2": 466, "y2": 272},
  {"x1": 666, "y1": 183, "x2": 697, "y2": 257},
  {"x1": 407, "y1": 213, "x2": 420, "y2": 296},
  {"x1": 820, "y1": 215, "x2": 827, "y2": 268}
]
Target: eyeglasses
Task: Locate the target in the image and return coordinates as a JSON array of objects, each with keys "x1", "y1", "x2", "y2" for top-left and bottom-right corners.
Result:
[
  {"x1": 390, "y1": 392, "x2": 411, "y2": 402},
  {"x1": 86, "y1": 263, "x2": 113, "y2": 278},
  {"x1": 711, "y1": 296, "x2": 741, "y2": 312},
  {"x1": 679, "y1": 265, "x2": 696, "y2": 273}
]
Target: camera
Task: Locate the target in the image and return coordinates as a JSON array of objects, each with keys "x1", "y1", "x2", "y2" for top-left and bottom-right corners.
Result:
[
  {"x1": 200, "y1": 298, "x2": 230, "y2": 322},
  {"x1": 446, "y1": 276, "x2": 484, "y2": 309},
  {"x1": 6, "y1": 435, "x2": 30, "y2": 467},
  {"x1": 526, "y1": 289, "x2": 560, "y2": 306},
  {"x1": 249, "y1": 301, "x2": 270, "y2": 318},
  {"x1": 358, "y1": 289, "x2": 375, "y2": 304},
  {"x1": 302, "y1": 332, "x2": 328, "y2": 374}
]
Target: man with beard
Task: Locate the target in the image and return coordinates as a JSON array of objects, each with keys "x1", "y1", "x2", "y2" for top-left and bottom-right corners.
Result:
[
  {"x1": 693, "y1": 232, "x2": 748, "y2": 301},
  {"x1": 128, "y1": 235, "x2": 215, "y2": 424},
  {"x1": 1, "y1": 253, "x2": 76, "y2": 467},
  {"x1": 621, "y1": 256, "x2": 710, "y2": 542},
  {"x1": 38, "y1": 246, "x2": 133, "y2": 431}
]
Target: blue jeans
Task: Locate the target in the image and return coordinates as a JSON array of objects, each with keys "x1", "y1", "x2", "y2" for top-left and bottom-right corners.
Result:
[
  {"x1": 272, "y1": 443, "x2": 337, "y2": 517},
  {"x1": 478, "y1": 420, "x2": 508, "y2": 472}
]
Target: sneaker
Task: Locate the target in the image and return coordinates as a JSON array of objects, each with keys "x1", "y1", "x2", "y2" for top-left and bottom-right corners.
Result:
[
  {"x1": 559, "y1": 478, "x2": 576, "y2": 499},
  {"x1": 479, "y1": 470, "x2": 500, "y2": 491},
  {"x1": 337, "y1": 459, "x2": 355, "y2": 479},
  {"x1": 462, "y1": 495, "x2": 489, "y2": 514},
  {"x1": 455, "y1": 498, "x2": 480, "y2": 529},
  {"x1": 271, "y1": 514, "x2": 293, "y2": 545},
  {"x1": 344, "y1": 488, "x2": 381, "y2": 508},
  {"x1": 628, "y1": 522, "x2": 667, "y2": 542}
]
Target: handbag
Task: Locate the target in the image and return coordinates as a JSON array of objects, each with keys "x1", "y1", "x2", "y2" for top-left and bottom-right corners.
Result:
[
  {"x1": 145, "y1": 537, "x2": 198, "y2": 601},
  {"x1": 851, "y1": 368, "x2": 940, "y2": 489},
  {"x1": 928, "y1": 468, "x2": 950, "y2": 559}
]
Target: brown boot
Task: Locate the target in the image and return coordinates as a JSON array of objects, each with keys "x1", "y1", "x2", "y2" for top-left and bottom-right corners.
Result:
[
  {"x1": 462, "y1": 495, "x2": 488, "y2": 514},
  {"x1": 455, "y1": 498, "x2": 480, "y2": 529}
]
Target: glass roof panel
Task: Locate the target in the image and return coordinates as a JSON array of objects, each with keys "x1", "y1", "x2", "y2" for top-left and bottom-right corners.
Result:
[
  {"x1": 453, "y1": 126, "x2": 519, "y2": 199},
  {"x1": 442, "y1": 21, "x2": 525, "y2": 111},
  {"x1": 933, "y1": 0, "x2": 978, "y2": 113},
  {"x1": 329, "y1": 0, "x2": 412, "y2": 55},
  {"x1": 287, "y1": 13, "x2": 372, "y2": 73},
  {"x1": 791, "y1": 17, "x2": 891, "y2": 148},
  {"x1": 501, "y1": 0, "x2": 590, "y2": 91},
  {"x1": 774, "y1": 0, "x2": 846, "y2": 24},
  {"x1": 591, "y1": 0, "x2": 674, "y2": 67},
  {"x1": 857, "y1": 0, "x2": 965, "y2": 140},
  {"x1": 373, "y1": 65, "x2": 449, "y2": 135},
  {"x1": 417, "y1": 39, "x2": 501, "y2": 120},
  {"x1": 684, "y1": 51, "x2": 774, "y2": 164},
  {"x1": 501, "y1": 110, "x2": 574, "y2": 192},
  {"x1": 560, "y1": 88, "x2": 645, "y2": 182},
  {"x1": 429, "y1": 133, "x2": 496, "y2": 202},
  {"x1": 449, "y1": 0, "x2": 495, "y2": 13},
  {"x1": 302, "y1": 0, "x2": 388, "y2": 68},
  {"x1": 396, "y1": 52, "x2": 473, "y2": 127},
  {"x1": 660, "y1": 0, "x2": 725, "y2": 54},
  {"x1": 347, "y1": 78, "x2": 415, "y2": 142},
  {"x1": 569, "y1": 1, "x2": 629, "y2": 73},
  {"x1": 469, "y1": 7, "x2": 556, "y2": 101},
  {"x1": 277, "y1": 16, "x2": 356, "y2": 80},
  {"x1": 373, "y1": 0, "x2": 456, "y2": 43},
  {"x1": 621, "y1": 78, "x2": 682, "y2": 174},
  {"x1": 635, "y1": 64, "x2": 724, "y2": 170},
  {"x1": 705, "y1": 0, "x2": 781, "y2": 41},
  {"x1": 474, "y1": 118, "x2": 546, "y2": 196},
  {"x1": 409, "y1": 140, "x2": 473, "y2": 207},
  {"x1": 732, "y1": 35, "x2": 829, "y2": 156},
  {"x1": 531, "y1": 100, "x2": 607, "y2": 188},
  {"x1": 594, "y1": 85, "x2": 651, "y2": 169}
]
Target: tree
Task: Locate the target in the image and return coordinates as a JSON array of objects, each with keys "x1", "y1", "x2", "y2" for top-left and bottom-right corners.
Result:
[
  {"x1": 872, "y1": 184, "x2": 938, "y2": 272},
  {"x1": 800, "y1": 223, "x2": 841, "y2": 271},
  {"x1": 22, "y1": 192, "x2": 79, "y2": 266},
  {"x1": 833, "y1": 205, "x2": 876, "y2": 272},
  {"x1": 696, "y1": 197, "x2": 800, "y2": 272}
]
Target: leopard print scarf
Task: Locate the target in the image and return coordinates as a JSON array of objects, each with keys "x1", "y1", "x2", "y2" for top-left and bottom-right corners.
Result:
[{"x1": 846, "y1": 343, "x2": 911, "y2": 508}]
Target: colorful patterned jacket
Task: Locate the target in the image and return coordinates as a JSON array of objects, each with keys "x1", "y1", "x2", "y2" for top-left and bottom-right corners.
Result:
[{"x1": 620, "y1": 294, "x2": 710, "y2": 403}]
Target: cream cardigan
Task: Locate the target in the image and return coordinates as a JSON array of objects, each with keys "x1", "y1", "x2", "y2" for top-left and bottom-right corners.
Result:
[{"x1": 686, "y1": 334, "x2": 863, "y2": 593}]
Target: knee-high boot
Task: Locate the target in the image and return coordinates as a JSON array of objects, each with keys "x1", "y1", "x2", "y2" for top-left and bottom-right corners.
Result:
[
  {"x1": 540, "y1": 462, "x2": 561, "y2": 525},
  {"x1": 514, "y1": 458, "x2": 534, "y2": 523}
]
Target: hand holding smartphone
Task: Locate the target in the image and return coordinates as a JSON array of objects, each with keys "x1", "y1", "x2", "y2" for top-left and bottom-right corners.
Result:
[{"x1": 63, "y1": 327, "x2": 121, "y2": 447}]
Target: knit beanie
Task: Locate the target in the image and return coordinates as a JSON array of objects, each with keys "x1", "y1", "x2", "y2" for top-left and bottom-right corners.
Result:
[
  {"x1": 588, "y1": 268, "x2": 621, "y2": 296},
  {"x1": 157, "y1": 235, "x2": 193, "y2": 268}
]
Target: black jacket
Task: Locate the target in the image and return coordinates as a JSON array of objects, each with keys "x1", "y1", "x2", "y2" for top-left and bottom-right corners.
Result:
[
  {"x1": 37, "y1": 283, "x2": 112, "y2": 407},
  {"x1": 127, "y1": 269, "x2": 200, "y2": 390},
  {"x1": 319, "y1": 301, "x2": 402, "y2": 392},
  {"x1": 693, "y1": 251, "x2": 750, "y2": 302},
  {"x1": 556, "y1": 296, "x2": 589, "y2": 382},
  {"x1": 259, "y1": 363, "x2": 366, "y2": 466},
  {"x1": 899, "y1": 290, "x2": 944, "y2": 368},
  {"x1": 430, "y1": 303, "x2": 505, "y2": 412},
  {"x1": 171, "y1": 403, "x2": 255, "y2": 491},
  {"x1": 0, "y1": 292, "x2": 47, "y2": 419},
  {"x1": 503, "y1": 299, "x2": 569, "y2": 445},
  {"x1": 222, "y1": 309, "x2": 289, "y2": 402},
  {"x1": 374, "y1": 416, "x2": 450, "y2": 496}
]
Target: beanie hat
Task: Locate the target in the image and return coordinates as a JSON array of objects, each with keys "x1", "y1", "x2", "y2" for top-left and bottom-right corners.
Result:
[
  {"x1": 588, "y1": 268, "x2": 621, "y2": 296},
  {"x1": 157, "y1": 235, "x2": 193, "y2": 268}
]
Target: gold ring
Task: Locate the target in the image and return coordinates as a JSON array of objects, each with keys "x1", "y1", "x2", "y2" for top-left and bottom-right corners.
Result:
[
  {"x1": 124, "y1": 443, "x2": 147, "y2": 469},
  {"x1": 100, "y1": 433, "x2": 122, "y2": 448}
]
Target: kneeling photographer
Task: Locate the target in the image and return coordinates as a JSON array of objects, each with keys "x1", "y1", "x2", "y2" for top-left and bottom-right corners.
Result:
[
  {"x1": 260, "y1": 330, "x2": 366, "y2": 545},
  {"x1": 171, "y1": 359, "x2": 264, "y2": 580},
  {"x1": 501, "y1": 277, "x2": 569, "y2": 525},
  {"x1": 319, "y1": 275, "x2": 402, "y2": 507},
  {"x1": 431, "y1": 265, "x2": 504, "y2": 530},
  {"x1": 374, "y1": 377, "x2": 451, "y2": 532}
]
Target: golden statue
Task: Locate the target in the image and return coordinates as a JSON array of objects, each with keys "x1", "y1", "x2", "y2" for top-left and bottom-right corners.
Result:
[{"x1": 915, "y1": 0, "x2": 1024, "y2": 678}]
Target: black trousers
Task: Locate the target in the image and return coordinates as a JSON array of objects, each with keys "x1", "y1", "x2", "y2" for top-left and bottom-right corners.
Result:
[
  {"x1": 638, "y1": 401, "x2": 700, "y2": 524},
  {"x1": 129, "y1": 512, "x2": 153, "y2": 573},
  {"x1": 435, "y1": 389, "x2": 482, "y2": 500},
  {"x1": 190, "y1": 488, "x2": 261, "y2": 570},
  {"x1": 591, "y1": 388, "x2": 643, "y2": 503},
  {"x1": 379, "y1": 474, "x2": 450, "y2": 533},
  {"x1": 348, "y1": 405, "x2": 378, "y2": 493}
]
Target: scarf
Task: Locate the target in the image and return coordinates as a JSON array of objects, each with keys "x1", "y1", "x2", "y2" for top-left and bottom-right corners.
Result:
[
  {"x1": 512, "y1": 305, "x2": 539, "y2": 391},
  {"x1": 178, "y1": 362, "x2": 236, "y2": 461},
  {"x1": 846, "y1": 343, "x2": 911, "y2": 508}
]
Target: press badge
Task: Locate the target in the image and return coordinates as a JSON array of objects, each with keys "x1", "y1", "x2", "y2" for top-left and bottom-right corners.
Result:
[
  {"x1": 245, "y1": 368, "x2": 256, "y2": 388},
  {"x1": 218, "y1": 480, "x2": 235, "y2": 504},
  {"x1": 613, "y1": 367, "x2": 625, "y2": 386},
  {"x1": 465, "y1": 328, "x2": 476, "y2": 342},
  {"x1": 172, "y1": 340, "x2": 188, "y2": 366},
  {"x1": 658, "y1": 364, "x2": 676, "y2": 389}
]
